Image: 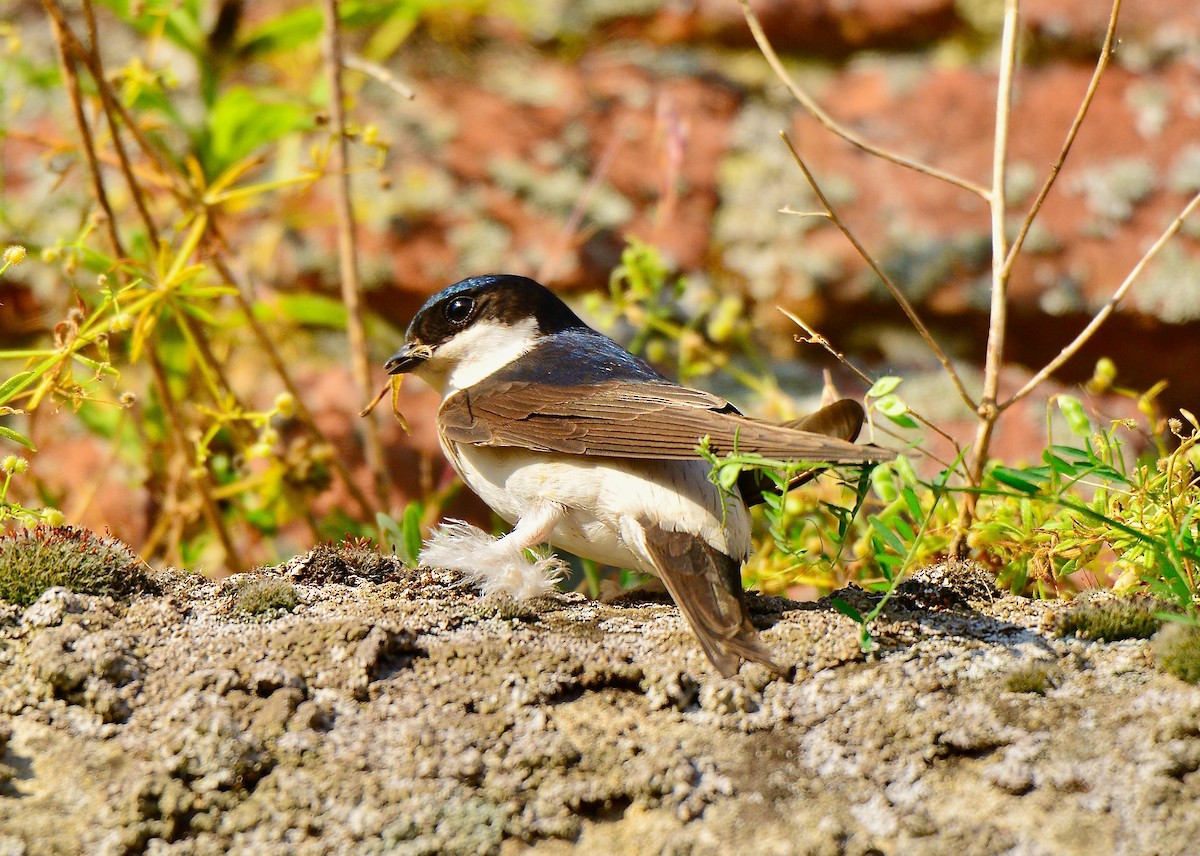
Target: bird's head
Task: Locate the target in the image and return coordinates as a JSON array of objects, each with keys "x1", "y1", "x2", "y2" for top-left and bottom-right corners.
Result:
[{"x1": 384, "y1": 274, "x2": 585, "y2": 395}]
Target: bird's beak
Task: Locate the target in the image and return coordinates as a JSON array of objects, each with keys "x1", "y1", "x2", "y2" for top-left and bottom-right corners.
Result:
[{"x1": 384, "y1": 342, "x2": 433, "y2": 375}]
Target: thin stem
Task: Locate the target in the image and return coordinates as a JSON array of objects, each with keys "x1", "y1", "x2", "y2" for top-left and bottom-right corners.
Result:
[
  {"x1": 146, "y1": 349, "x2": 243, "y2": 571},
  {"x1": 1004, "y1": 0, "x2": 1122, "y2": 274},
  {"x1": 210, "y1": 251, "x2": 376, "y2": 520},
  {"x1": 739, "y1": 0, "x2": 990, "y2": 200},
  {"x1": 777, "y1": 307, "x2": 968, "y2": 478},
  {"x1": 343, "y1": 53, "x2": 416, "y2": 100},
  {"x1": 780, "y1": 131, "x2": 977, "y2": 414},
  {"x1": 322, "y1": 0, "x2": 388, "y2": 511},
  {"x1": 1003, "y1": 188, "x2": 1200, "y2": 410},
  {"x1": 47, "y1": 6, "x2": 124, "y2": 260},
  {"x1": 45, "y1": 0, "x2": 240, "y2": 569},
  {"x1": 80, "y1": 0, "x2": 161, "y2": 248},
  {"x1": 976, "y1": 0, "x2": 1020, "y2": 429},
  {"x1": 955, "y1": 0, "x2": 1021, "y2": 550}
]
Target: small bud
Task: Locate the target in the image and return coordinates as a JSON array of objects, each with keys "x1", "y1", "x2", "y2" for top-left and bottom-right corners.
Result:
[
  {"x1": 247, "y1": 442, "x2": 273, "y2": 459},
  {"x1": 67, "y1": 307, "x2": 85, "y2": 325},
  {"x1": 2, "y1": 245, "x2": 26, "y2": 266},
  {"x1": 119, "y1": 391, "x2": 137, "y2": 408},
  {"x1": 97, "y1": 273, "x2": 108, "y2": 287},
  {"x1": 109, "y1": 313, "x2": 133, "y2": 333},
  {"x1": 259, "y1": 427, "x2": 279, "y2": 447},
  {"x1": 273, "y1": 392, "x2": 296, "y2": 419},
  {"x1": 1, "y1": 455, "x2": 29, "y2": 474},
  {"x1": 363, "y1": 124, "x2": 379, "y2": 146},
  {"x1": 41, "y1": 247, "x2": 59, "y2": 262},
  {"x1": 42, "y1": 508, "x2": 65, "y2": 527}
]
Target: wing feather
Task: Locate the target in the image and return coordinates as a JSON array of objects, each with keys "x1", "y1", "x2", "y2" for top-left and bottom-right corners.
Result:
[{"x1": 440, "y1": 379, "x2": 891, "y2": 464}]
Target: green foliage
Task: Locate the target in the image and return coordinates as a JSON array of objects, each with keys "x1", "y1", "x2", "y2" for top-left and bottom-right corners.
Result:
[
  {"x1": 1057, "y1": 598, "x2": 1164, "y2": 641},
  {"x1": 584, "y1": 239, "x2": 764, "y2": 387},
  {"x1": 233, "y1": 574, "x2": 299, "y2": 617},
  {"x1": 969, "y1": 401, "x2": 1200, "y2": 610},
  {"x1": 0, "y1": 525, "x2": 154, "y2": 606},
  {"x1": 1154, "y1": 624, "x2": 1200, "y2": 684},
  {"x1": 0, "y1": 3, "x2": 437, "y2": 569}
]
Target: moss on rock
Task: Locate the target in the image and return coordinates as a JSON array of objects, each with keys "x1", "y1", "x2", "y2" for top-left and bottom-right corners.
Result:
[{"x1": 0, "y1": 525, "x2": 154, "y2": 606}]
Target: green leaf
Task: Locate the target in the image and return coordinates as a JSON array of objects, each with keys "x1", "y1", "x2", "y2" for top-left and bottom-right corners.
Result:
[
  {"x1": 201, "y1": 87, "x2": 314, "y2": 177},
  {"x1": 260, "y1": 293, "x2": 349, "y2": 328},
  {"x1": 401, "y1": 501, "x2": 424, "y2": 565},
  {"x1": 869, "y1": 515, "x2": 907, "y2": 556},
  {"x1": 874, "y1": 394, "x2": 917, "y2": 428},
  {"x1": 0, "y1": 371, "x2": 34, "y2": 406},
  {"x1": 1057, "y1": 395, "x2": 1092, "y2": 438},
  {"x1": 866, "y1": 376, "x2": 902, "y2": 398},
  {"x1": 830, "y1": 596, "x2": 864, "y2": 623},
  {"x1": 237, "y1": 6, "x2": 324, "y2": 57},
  {"x1": 992, "y1": 466, "x2": 1044, "y2": 494},
  {"x1": 0, "y1": 425, "x2": 35, "y2": 450}
]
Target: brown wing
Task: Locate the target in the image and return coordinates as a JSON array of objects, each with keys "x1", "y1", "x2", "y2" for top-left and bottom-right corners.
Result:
[{"x1": 439, "y1": 379, "x2": 891, "y2": 464}]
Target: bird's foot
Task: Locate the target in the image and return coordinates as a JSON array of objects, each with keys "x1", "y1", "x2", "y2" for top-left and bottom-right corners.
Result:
[{"x1": 419, "y1": 519, "x2": 565, "y2": 599}]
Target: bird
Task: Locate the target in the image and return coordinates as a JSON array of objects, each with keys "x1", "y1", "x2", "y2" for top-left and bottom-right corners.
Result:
[{"x1": 385, "y1": 274, "x2": 892, "y2": 677}]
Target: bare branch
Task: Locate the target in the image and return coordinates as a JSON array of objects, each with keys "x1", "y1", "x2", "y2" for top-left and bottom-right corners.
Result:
[
  {"x1": 1002, "y1": 188, "x2": 1200, "y2": 410},
  {"x1": 978, "y1": 0, "x2": 1020, "y2": 416},
  {"x1": 738, "y1": 0, "x2": 990, "y2": 200},
  {"x1": 1004, "y1": 0, "x2": 1122, "y2": 274},
  {"x1": 322, "y1": 0, "x2": 388, "y2": 510},
  {"x1": 779, "y1": 131, "x2": 977, "y2": 414}
]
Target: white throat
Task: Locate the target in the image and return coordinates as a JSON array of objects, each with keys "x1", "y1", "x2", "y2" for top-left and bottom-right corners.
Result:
[{"x1": 419, "y1": 317, "x2": 540, "y2": 396}]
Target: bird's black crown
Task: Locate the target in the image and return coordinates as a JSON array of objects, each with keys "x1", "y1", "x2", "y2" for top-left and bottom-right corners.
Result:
[{"x1": 405, "y1": 275, "x2": 586, "y2": 347}]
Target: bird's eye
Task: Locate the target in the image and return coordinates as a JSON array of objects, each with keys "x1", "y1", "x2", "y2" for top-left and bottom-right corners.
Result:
[{"x1": 444, "y1": 296, "x2": 475, "y2": 326}]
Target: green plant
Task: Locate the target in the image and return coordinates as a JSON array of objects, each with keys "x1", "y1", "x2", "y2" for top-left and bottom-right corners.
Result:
[
  {"x1": 1057, "y1": 599, "x2": 1163, "y2": 641},
  {"x1": 233, "y1": 575, "x2": 299, "y2": 617},
  {"x1": 0, "y1": 2, "x2": 453, "y2": 569},
  {"x1": 1005, "y1": 664, "x2": 1059, "y2": 694},
  {"x1": 1154, "y1": 624, "x2": 1200, "y2": 684},
  {"x1": 0, "y1": 525, "x2": 154, "y2": 606}
]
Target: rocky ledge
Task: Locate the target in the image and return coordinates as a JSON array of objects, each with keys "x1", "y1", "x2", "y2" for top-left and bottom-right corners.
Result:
[{"x1": 1, "y1": 550, "x2": 1198, "y2": 855}]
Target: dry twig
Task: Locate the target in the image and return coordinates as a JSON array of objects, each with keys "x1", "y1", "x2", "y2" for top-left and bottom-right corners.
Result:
[
  {"x1": 779, "y1": 131, "x2": 977, "y2": 414},
  {"x1": 738, "y1": 0, "x2": 989, "y2": 200},
  {"x1": 322, "y1": 0, "x2": 389, "y2": 510}
]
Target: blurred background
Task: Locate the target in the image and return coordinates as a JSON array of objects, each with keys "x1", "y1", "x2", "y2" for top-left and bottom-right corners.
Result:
[{"x1": 1, "y1": 0, "x2": 1198, "y2": 581}]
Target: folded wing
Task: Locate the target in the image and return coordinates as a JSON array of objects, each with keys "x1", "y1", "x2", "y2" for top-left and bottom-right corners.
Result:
[{"x1": 439, "y1": 379, "x2": 892, "y2": 464}]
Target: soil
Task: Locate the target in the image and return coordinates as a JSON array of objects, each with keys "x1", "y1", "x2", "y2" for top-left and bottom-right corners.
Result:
[{"x1": 2, "y1": 555, "x2": 1197, "y2": 855}]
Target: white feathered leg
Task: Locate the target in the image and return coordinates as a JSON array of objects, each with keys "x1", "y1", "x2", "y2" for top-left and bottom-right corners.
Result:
[{"x1": 419, "y1": 501, "x2": 568, "y2": 599}]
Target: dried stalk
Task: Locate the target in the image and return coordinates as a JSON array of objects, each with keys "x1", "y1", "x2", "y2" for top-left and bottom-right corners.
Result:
[
  {"x1": 971, "y1": 0, "x2": 1021, "y2": 471},
  {"x1": 779, "y1": 131, "x2": 977, "y2": 414},
  {"x1": 778, "y1": 307, "x2": 967, "y2": 476},
  {"x1": 1003, "y1": 188, "x2": 1200, "y2": 410},
  {"x1": 1004, "y1": 0, "x2": 1122, "y2": 273},
  {"x1": 322, "y1": 0, "x2": 389, "y2": 511},
  {"x1": 739, "y1": 0, "x2": 989, "y2": 200},
  {"x1": 343, "y1": 53, "x2": 416, "y2": 100}
]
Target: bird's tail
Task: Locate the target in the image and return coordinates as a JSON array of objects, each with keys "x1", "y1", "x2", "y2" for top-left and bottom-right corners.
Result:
[
  {"x1": 739, "y1": 398, "x2": 868, "y2": 506},
  {"x1": 636, "y1": 519, "x2": 783, "y2": 678}
]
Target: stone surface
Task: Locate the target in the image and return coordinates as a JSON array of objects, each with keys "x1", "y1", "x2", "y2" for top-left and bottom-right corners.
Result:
[{"x1": 1, "y1": 556, "x2": 1197, "y2": 854}]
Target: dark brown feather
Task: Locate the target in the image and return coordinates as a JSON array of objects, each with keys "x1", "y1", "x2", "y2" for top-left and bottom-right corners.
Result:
[
  {"x1": 639, "y1": 520, "x2": 782, "y2": 677},
  {"x1": 440, "y1": 380, "x2": 891, "y2": 465}
]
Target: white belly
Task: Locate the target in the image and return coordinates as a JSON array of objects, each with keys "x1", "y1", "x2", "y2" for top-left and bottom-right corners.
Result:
[{"x1": 441, "y1": 439, "x2": 751, "y2": 571}]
